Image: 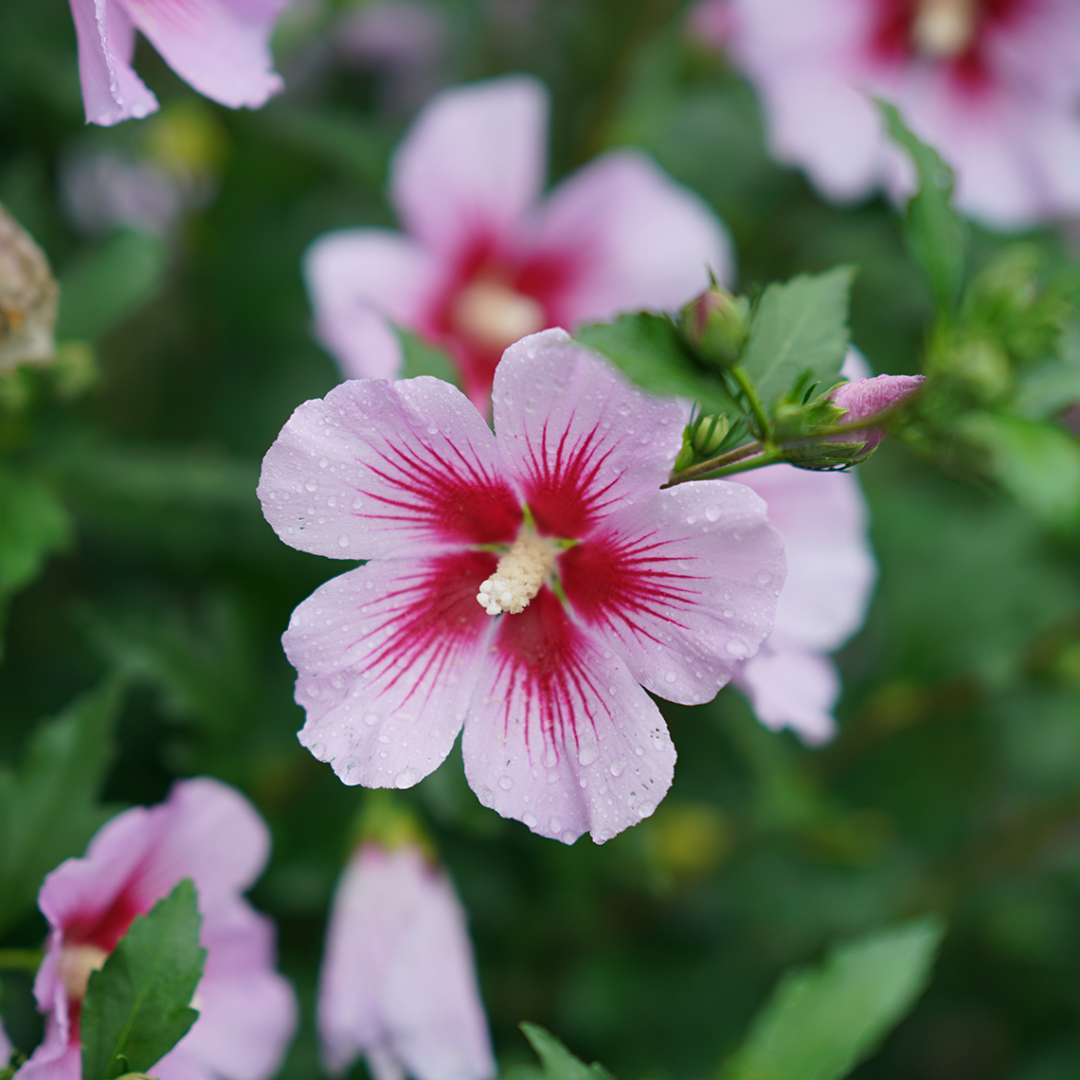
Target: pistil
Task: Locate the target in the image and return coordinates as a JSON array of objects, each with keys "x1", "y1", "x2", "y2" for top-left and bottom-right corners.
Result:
[
  {"x1": 476, "y1": 530, "x2": 559, "y2": 615},
  {"x1": 453, "y1": 279, "x2": 545, "y2": 353},
  {"x1": 913, "y1": 0, "x2": 977, "y2": 58}
]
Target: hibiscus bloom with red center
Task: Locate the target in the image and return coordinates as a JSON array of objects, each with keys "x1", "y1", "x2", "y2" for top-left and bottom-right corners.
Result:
[
  {"x1": 305, "y1": 76, "x2": 732, "y2": 410},
  {"x1": 258, "y1": 330, "x2": 785, "y2": 844}
]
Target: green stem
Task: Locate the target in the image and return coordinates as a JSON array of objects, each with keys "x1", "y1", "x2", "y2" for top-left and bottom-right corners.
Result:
[
  {"x1": 664, "y1": 449, "x2": 783, "y2": 487},
  {"x1": 731, "y1": 366, "x2": 772, "y2": 440},
  {"x1": 0, "y1": 947, "x2": 43, "y2": 972},
  {"x1": 664, "y1": 440, "x2": 764, "y2": 486}
]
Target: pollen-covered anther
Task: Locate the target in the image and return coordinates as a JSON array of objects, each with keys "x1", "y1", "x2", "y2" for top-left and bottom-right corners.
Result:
[
  {"x1": 476, "y1": 531, "x2": 559, "y2": 615},
  {"x1": 913, "y1": 0, "x2": 976, "y2": 58}
]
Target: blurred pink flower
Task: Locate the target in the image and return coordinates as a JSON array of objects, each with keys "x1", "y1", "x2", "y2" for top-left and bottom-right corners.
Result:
[
  {"x1": 305, "y1": 76, "x2": 732, "y2": 410},
  {"x1": 688, "y1": 0, "x2": 736, "y2": 51},
  {"x1": 733, "y1": 354, "x2": 881, "y2": 744},
  {"x1": 258, "y1": 330, "x2": 784, "y2": 843},
  {"x1": 0, "y1": 1022, "x2": 10, "y2": 1065},
  {"x1": 67, "y1": 0, "x2": 286, "y2": 127},
  {"x1": 726, "y1": 0, "x2": 1080, "y2": 227},
  {"x1": 18, "y1": 779, "x2": 296, "y2": 1080},
  {"x1": 319, "y1": 843, "x2": 494, "y2": 1079}
]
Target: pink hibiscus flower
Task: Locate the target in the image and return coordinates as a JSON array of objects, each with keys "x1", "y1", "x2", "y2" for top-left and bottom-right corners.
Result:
[
  {"x1": 258, "y1": 329, "x2": 785, "y2": 843},
  {"x1": 724, "y1": 0, "x2": 1080, "y2": 227},
  {"x1": 19, "y1": 779, "x2": 296, "y2": 1080},
  {"x1": 305, "y1": 76, "x2": 732, "y2": 409},
  {"x1": 319, "y1": 843, "x2": 494, "y2": 1079},
  {"x1": 67, "y1": 0, "x2": 286, "y2": 127}
]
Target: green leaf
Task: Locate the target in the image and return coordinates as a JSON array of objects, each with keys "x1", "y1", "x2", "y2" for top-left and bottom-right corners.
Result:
[
  {"x1": 0, "y1": 680, "x2": 121, "y2": 933},
  {"x1": 878, "y1": 100, "x2": 966, "y2": 311},
  {"x1": 394, "y1": 325, "x2": 459, "y2": 384},
  {"x1": 739, "y1": 268, "x2": 854, "y2": 411},
  {"x1": 1014, "y1": 321, "x2": 1080, "y2": 420},
  {"x1": 81, "y1": 880, "x2": 206, "y2": 1080},
  {"x1": 959, "y1": 413, "x2": 1080, "y2": 532},
  {"x1": 0, "y1": 467, "x2": 71, "y2": 648},
  {"x1": 56, "y1": 230, "x2": 169, "y2": 342},
  {"x1": 722, "y1": 918, "x2": 945, "y2": 1080},
  {"x1": 576, "y1": 312, "x2": 741, "y2": 419},
  {"x1": 519, "y1": 1024, "x2": 616, "y2": 1080}
]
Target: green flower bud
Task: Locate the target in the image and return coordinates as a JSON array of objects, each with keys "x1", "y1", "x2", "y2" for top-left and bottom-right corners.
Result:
[
  {"x1": 691, "y1": 414, "x2": 731, "y2": 455},
  {"x1": 679, "y1": 286, "x2": 750, "y2": 368}
]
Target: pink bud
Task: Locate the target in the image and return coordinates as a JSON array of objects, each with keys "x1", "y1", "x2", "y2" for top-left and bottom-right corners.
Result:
[{"x1": 830, "y1": 374, "x2": 925, "y2": 455}]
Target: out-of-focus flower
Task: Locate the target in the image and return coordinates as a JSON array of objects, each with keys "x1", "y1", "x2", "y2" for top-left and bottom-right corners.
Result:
[
  {"x1": 319, "y1": 842, "x2": 494, "y2": 1079},
  {"x1": 258, "y1": 330, "x2": 784, "y2": 843},
  {"x1": 18, "y1": 779, "x2": 296, "y2": 1079},
  {"x1": 67, "y1": 0, "x2": 287, "y2": 127},
  {"x1": 688, "y1": 0, "x2": 736, "y2": 52},
  {"x1": 0, "y1": 207, "x2": 58, "y2": 373},
  {"x1": 306, "y1": 76, "x2": 731, "y2": 410},
  {"x1": 336, "y1": 2, "x2": 446, "y2": 113},
  {"x1": 733, "y1": 355, "x2": 880, "y2": 743},
  {"x1": 725, "y1": 0, "x2": 1080, "y2": 227},
  {"x1": 0, "y1": 1022, "x2": 11, "y2": 1066}
]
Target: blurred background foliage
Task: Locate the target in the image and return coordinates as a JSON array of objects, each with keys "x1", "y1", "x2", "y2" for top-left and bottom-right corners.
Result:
[{"x1": 1, "y1": 0, "x2": 1079, "y2": 1077}]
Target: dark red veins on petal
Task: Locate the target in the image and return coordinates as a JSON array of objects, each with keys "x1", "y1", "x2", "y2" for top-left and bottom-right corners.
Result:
[
  {"x1": 491, "y1": 587, "x2": 611, "y2": 763},
  {"x1": 559, "y1": 528, "x2": 707, "y2": 645},
  {"x1": 353, "y1": 551, "x2": 495, "y2": 709},
  {"x1": 519, "y1": 417, "x2": 623, "y2": 538},
  {"x1": 356, "y1": 432, "x2": 521, "y2": 545}
]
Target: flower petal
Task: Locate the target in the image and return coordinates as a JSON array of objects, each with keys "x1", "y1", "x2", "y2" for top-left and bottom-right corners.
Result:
[
  {"x1": 492, "y1": 329, "x2": 688, "y2": 538},
  {"x1": 14, "y1": 1028, "x2": 80, "y2": 1080},
  {"x1": 304, "y1": 230, "x2": 439, "y2": 381},
  {"x1": 532, "y1": 150, "x2": 733, "y2": 322},
  {"x1": 120, "y1": 0, "x2": 284, "y2": 111},
  {"x1": 125, "y1": 779, "x2": 270, "y2": 913},
  {"x1": 164, "y1": 900, "x2": 296, "y2": 1080},
  {"x1": 559, "y1": 481, "x2": 786, "y2": 705},
  {"x1": 462, "y1": 589, "x2": 676, "y2": 844},
  {"x1": 391, "y1": 76, "x2": 546, "y2": 254},
  {"x1": 258, "y1": 375, "x2": 522, "y2": 559},
  {"x1": 68, "y1": 0, "x2": 158, "y2": 126},
  {"x1": 736, "y1": 647, "x2": 840, "y2": 744},
  {"x1": 288, "y1": 556, "x2": 495, "y2": 789},
  {"x1": 736, "y1": 465, "x2": 875, "y2": 652},
  {"x1": 319, "y1": 846, "x2": 494, "y2": 1079}
]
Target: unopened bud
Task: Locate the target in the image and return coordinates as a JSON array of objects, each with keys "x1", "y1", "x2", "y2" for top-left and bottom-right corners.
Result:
[
  {"x1": 0, "y1": 207, "x2": 58, "y2": 373},
  {"x1": 786, "y1": 373, "x2": 924, "y2": 469},
  {"x1": 691, "y1": 414, "x2": 731, "y2": 455},
  {"x1": 679, "y1": 286, "x2": 750, "y2": 368},
  {"x1": 942, "y1": 338, "x2": 1012, "y2": 404}
]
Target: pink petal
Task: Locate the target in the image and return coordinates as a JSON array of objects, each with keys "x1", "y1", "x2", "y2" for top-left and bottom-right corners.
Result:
[
  {"x1": 304, "y1": 230, "x2": 439, "y2": 381},
  {"x1": 492, "y1": 329, "x2": 688, "y2": 539},
  {"x1": 0, "y1": 1022, "x2": 9, "y2": 1063},
  {"x1": 258, "y1": 376, "x2": 522, "y2": 560},
  {"x1": 150, "y1": 1055, "x2": 217, "y2": 1080},
  {"x1": 391, "y1": 76, "x2": 546, "y2": 255},
  {"x1": 288, "y1": 556, "x2": 495, "y2": 789},
  {"x1": 68, "y1": 0, "x2": 158, "y2": 126},
  {"x1": 531, "y1": 150, "x2": 733, "y2": 323},
  {"x1": 560, "y1": 481, "x2": 786, "y2": 705},
  {"x1": 119, "y1": 0, "x2": 284, "y2": 111},
  {"x1": 163, "y1": 900, "x2": 296, "y2": 1080},
  {"x1": 736, "y1": 465, "x2": 875, "y2": 652},
  {"x1": 15, "y1": 1030, "x2": 81, "y2": 1080},
  {"x1": 462, "y1": 589, "x2": 676, "y2": 844},
  {"x1": 125, "y1": 778, "x2": 270, "y2": 913},
  {"x1": 319, "y1": 845, "x2": 494, "y2": 1079},
  {"x1": 736, "y1": 647, "x2": 840, "y2": 744}
]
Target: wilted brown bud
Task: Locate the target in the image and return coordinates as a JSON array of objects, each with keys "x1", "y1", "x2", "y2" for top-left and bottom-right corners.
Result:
[{"x1": 0, "y1": 206, "x2": 58, "y2": 372}]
